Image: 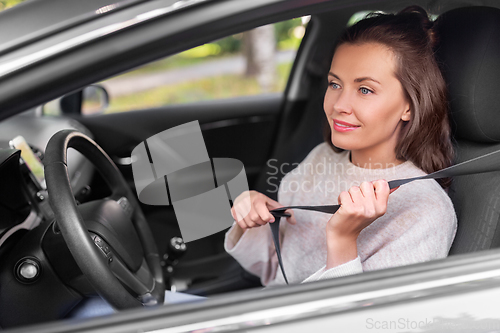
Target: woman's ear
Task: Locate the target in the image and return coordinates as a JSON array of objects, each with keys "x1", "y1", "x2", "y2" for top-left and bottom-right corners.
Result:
[{"x1": 401, "y1": 106, "x2": 411, "y2": 122}]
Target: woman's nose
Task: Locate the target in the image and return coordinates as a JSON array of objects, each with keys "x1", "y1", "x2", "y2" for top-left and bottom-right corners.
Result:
[{"x1": 333, "y1": 90, "x2": 353, "y2": 115}]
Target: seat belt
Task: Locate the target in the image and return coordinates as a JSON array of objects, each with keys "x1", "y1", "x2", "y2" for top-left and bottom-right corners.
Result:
[{"x1": 269, "y1": 149, "x2": 500, "y2": 284}]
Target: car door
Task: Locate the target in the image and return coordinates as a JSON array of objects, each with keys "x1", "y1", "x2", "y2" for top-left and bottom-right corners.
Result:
[{"x1": 57, "y1": 17, "x2": 312, "y2": 293}]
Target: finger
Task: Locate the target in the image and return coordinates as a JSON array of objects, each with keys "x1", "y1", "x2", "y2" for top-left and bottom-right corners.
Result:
[
  {"x1": 372, "y1": 180, "x2": 390, "y2": 216},
  {"x1": 255, "y1": 202, "x2": 275, "y2": 223},
  {"x1": 261, "y1": 195, "x2": 281, "y2": 209},
  {"x1": 338, "y1": 191, "x2": 352, "y2": 206},
  {"x1": 236, "y1": 217, "x2": 248, "y2": 230},
  {"x1": 235, "y1": 191, "x2": 252, "y2": 219},
  {"x1": 359, "y1": 181, "x2": 376, "y2": 200},
  {"x1": 285, "y1": 209, "x2": 296, "y2": 225},
  {"x1": 231, "y1": 206, "x2": 244, "y2": 223},
  {"x1": 248, "y1": 208, "x2": 268, "y2": 226},
  {"x1": 348, "y1": 185, "x2": 363, "y2": 203},
  {"x1": 373, "y1": 179, "x2": 390, "y2": 203},
  {"x1": 242, "y1": 215, "x2": 259, "y2": 228}
]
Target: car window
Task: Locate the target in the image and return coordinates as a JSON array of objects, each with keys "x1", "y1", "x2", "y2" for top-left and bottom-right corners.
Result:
[
  {"x1": 0, "y1": 0, "x2": 26, "y2": 11},
  {"x1": 85, "y1": 17, "x2": 308, "y2": 114},
  {"x1": 347, "y1": 10, "x2": 438, "y2": 27}
]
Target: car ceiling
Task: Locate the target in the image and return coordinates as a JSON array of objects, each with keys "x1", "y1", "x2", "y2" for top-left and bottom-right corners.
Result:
[{"x1": 0, "y1": 0, "x2": 149, "y2": 52}]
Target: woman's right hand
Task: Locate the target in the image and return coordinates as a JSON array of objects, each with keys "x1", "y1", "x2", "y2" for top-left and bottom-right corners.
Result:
[{"x1": 230, "y1": 190, "x2": 296, "y2": 230}]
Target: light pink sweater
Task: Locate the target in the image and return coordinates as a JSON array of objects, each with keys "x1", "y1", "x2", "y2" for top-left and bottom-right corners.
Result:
[{"x1": 224, "y1": 143, "x2": 457, "y2": 286}]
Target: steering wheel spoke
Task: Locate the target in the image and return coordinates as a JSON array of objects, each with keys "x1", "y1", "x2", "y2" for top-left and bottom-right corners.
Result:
[
  {"x1": 116, "y1": 196, "x2": 134, "y2": 219},
  {"x1": 110, "y1": 257, "x2": 157, "y2": 305}
]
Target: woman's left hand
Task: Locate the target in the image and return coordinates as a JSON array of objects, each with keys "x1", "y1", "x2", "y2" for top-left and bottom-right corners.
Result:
[
  {"x1": 328, "y1": 180, "x2": 390, "y2": 238},
  {"x1": 325, "y1": 180, "x2": 391, "y2": 268}
]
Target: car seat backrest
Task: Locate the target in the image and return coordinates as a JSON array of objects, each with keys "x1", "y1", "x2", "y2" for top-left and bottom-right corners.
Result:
[{"x1": 434, "y1": 6, "x2": 500, "y2": 254}]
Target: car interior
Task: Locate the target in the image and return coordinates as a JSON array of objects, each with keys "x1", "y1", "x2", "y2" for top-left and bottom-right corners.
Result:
[{"x1": 1, "y1": 0, "x2": 500, "y2": 330}]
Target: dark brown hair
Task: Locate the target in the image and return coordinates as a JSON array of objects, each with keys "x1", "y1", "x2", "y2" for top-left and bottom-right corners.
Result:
[{"x1": 324, "y1": 6, "x2": 454, "y2": 188}]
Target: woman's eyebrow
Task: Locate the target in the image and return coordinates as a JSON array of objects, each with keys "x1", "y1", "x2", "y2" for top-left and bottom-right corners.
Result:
[
  {"x1": 328, "y1": 72, "x2": 341, "y2": 80},
  {"x1": 328, "y1": 72, "x2": 381, "y2": 85},
  {"x1": 354, "y1": 77, "x2": 381, "y2": 85}
]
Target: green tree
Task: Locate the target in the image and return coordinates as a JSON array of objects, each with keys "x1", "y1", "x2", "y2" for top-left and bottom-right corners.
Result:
[{"x1": 0, "y1": 0, "x2": 26, "y2": 11}]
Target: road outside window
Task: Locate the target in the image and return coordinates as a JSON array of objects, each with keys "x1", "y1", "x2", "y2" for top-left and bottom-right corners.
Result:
[{"x1": 96, "y1": 17, "x2": 309, "y2": 114}]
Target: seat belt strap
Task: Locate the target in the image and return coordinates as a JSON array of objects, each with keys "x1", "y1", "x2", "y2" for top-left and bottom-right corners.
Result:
[{"x1": 269, "y1": 148, "x2": 500, "y2": 284}]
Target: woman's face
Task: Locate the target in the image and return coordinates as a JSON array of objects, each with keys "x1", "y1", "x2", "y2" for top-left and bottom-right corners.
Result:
[{"x1": 324, "y1": 42, "x2": 410, "y2": 162}]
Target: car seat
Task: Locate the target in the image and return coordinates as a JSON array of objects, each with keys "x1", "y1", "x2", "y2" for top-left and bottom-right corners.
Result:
[{"x1": 434, "y1": 6, "x2": 500, "y2": 254}]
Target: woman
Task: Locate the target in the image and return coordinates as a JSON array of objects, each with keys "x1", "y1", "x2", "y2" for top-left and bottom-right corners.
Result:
[{"x1": 225, "y1": 6, "x2": 457, "y2": 286}]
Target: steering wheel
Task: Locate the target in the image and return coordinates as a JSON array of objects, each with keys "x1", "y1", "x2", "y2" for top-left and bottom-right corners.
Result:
[{"x1": 44, "y1": 129, "x2": 164, "y2": 309}]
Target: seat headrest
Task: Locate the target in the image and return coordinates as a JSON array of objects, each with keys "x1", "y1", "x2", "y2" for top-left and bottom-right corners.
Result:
[{"x1": 434, "y1": 6, "x2": 500, "y2": 143}]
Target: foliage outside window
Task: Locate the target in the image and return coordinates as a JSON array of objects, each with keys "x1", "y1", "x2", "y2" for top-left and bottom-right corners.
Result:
[
  {"x1": 0, "y1": 0, "x2": 26, "y2": 11},
  {"x1": 98, "y1": 17, "x2": 308, "y2": 114}
]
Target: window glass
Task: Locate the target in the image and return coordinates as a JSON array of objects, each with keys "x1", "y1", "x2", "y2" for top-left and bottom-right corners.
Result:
[
  {"x1": 347, "y1": 10, "x2": 375, "y2": 26},
  {"x1": 95, "y1": 17, "x2": 309, "y2": 114},
  {"x1": 347, "y1": 10, "x2": 438, "y2": 27},
  {"x1": 0, "y1": 0, "x2": 26, "y2": 11}
]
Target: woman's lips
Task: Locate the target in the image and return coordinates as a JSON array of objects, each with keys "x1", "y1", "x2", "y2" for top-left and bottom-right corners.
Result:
[{"x1": 332, "y1": 119, "x2": 360, "y2": 132}]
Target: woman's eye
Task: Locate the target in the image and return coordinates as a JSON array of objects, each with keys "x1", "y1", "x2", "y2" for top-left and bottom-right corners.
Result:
[
  {"x1": 359, "y1": 87, "x2": 373, "y2": 95},
  {"x1": 329, "y1": 82, "x2": 341, "y2": 89}
]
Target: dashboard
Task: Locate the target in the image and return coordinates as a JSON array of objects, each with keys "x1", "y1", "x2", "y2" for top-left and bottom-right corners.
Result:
[
  {"x1": 0, "y1": 109, "x2": 110, "y2": 327},
  {"x1": 0, "y1": 110, "x2": 95, "y2": 249}
]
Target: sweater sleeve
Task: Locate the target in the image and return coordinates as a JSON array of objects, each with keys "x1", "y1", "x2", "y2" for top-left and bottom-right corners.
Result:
[
  {"x1": 224, "y1": 184, "x2": 291, "y2": 286},
  {"x1": 302, "y1": 256, "x2": 362, "y2": 283},
  {"x1": 224, "y1": 143, "x2": 328, "y2": 285},
  {"x1": 302, "y1": 180, "x2": 457, "y2": 283},
  {"x1": 224, "y1": 221, "x2": 283, "y2": 286}
]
